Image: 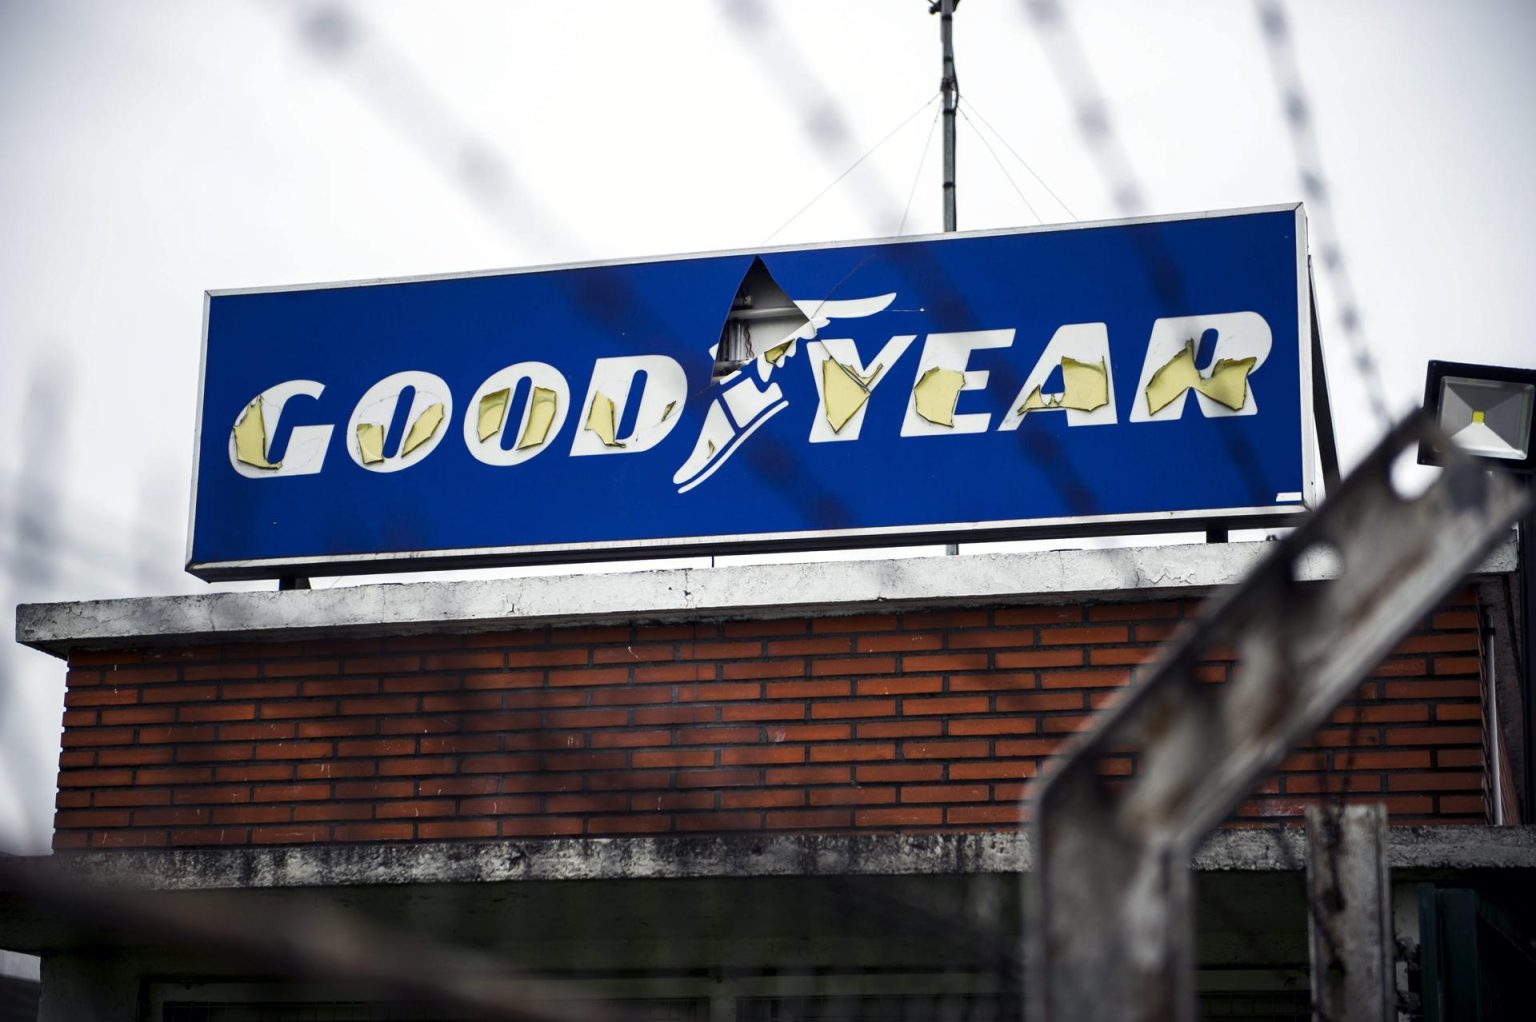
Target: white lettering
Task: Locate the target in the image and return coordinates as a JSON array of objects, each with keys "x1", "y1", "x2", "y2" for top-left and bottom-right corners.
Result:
[
  {"x1": 462, "y1": 362, "x2": 571, "y2": 466},
  {"x1": 805, "y1": 334, "x2": 917, "y2": 443},
  {"x1": 996, "y1": 323, "x2": 1117, "y2": 431},
  {"x1": 569, "y1": 355, "x2": 688, "y2": 456},
  {"x1": 347, "y1": 370, "x2": 454, "y2": 473},
  {"x1": 1129, "y1": 312, "x2": 1272, "y2": 422},
  {"x1": 228, "y1": 380, "x2": 334, "y2": 479}
]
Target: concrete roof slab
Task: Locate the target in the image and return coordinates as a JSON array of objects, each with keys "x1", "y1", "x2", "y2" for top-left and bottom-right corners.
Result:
[
  {"x1": 8, "y1": 828, "x2": 1533, "y2": 893},
  {"x1": 16, "y1": 537, "x2": 1520, "y2": 658}
]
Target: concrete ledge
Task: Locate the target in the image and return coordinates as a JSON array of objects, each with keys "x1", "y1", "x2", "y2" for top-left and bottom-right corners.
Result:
[
  {"x1": 18, "y1": 827, "x2": 1536, "y2": 891},
  {"x1": 16, "y1": 537, "x2": 1520, "y2": 658}
]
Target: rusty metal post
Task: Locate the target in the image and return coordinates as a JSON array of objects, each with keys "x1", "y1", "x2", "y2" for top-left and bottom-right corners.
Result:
[
  {"x1": 1305, "y1": 803, "x2": 1394, "y2": 1021},
  {"x1": 1029, "y1": 415, "x2": 1532, "y2": 1022}
]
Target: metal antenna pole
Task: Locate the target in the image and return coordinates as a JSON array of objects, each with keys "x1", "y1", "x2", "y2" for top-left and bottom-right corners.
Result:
[
  {"x1": 939, "y1": 0, "x2": 958, "y2": 232},
  {"x1": 937, "y1": 0, "x2": 962, "y2": 557}
]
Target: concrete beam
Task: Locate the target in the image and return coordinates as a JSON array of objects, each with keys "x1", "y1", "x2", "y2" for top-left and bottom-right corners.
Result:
[
  {"x1": 16, "y1": 537, "x2": 1521, "y2": 658},
  {"x1": 12, "y1": 827, "x2": 1534, "y2": 892}
]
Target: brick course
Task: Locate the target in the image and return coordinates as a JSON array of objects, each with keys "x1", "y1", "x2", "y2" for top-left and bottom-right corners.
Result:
[{"x1": 51, "y1": 592, "x2": 1490, "y2": 849}]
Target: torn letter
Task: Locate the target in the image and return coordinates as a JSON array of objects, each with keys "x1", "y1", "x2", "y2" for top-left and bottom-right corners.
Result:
[
  {"x1": 1017, "y1": 356, "x2": 1110, "y2": 417},
  {"x1": 583, "y1": 391, "x2": 625, "y2": 448},
  {"x1": 401, "y1": 402, "x2": 445, "y2": 456},
  {"x1": 232, "y1": 398, "x2": 280, "y2": 469},
  {"x1": 516, "y1": 387, "x2": 558, "y2": 450},
  {"x1": 821, "y1": 360, "x2": 883, "y2": 434},
  {"x1": 355, "y1": 422, "x2": 385, "y2": 465},
  {"x1": 1145, "y1": 340, "x2": 1257, "y2": 416},
  {"x1": 913, "y1": 367, "x2": 966, "y2": 427},
  {"x1": 477, "y1": 388, "x2": 510, "y2": 442}
]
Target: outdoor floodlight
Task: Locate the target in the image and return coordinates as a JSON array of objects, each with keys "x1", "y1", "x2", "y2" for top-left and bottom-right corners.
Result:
[
  {"x1": 1420, "y1": 360, "x2": 1536, "y2": 823},
  {"x1": 1419, "y1": 360, "x2": 1536, "y2": 474}
]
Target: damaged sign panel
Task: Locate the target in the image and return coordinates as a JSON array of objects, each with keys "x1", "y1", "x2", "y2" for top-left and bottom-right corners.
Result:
[{"x1": 189, "y1": 205, "x2": 1314, "y2": 580}]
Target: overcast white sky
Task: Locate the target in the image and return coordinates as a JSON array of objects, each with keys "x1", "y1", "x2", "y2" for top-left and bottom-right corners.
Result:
[{"x1": 2, "y1": 0, "x2": 1534, "y2": 853}]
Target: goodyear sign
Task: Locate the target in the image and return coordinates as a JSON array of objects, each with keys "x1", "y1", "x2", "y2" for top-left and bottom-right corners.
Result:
[{"x1": 188, "y1": 206, "x2": 1315, "y2": 580}]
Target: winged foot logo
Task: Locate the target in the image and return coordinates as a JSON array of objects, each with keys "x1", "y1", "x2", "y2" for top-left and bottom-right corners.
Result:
[
  {"x1": 673, "y1": 291, "x2": 898, "y2": 493},
  {"x1": 227, "y1": 280, "x2": 1273, "y2": 493}
]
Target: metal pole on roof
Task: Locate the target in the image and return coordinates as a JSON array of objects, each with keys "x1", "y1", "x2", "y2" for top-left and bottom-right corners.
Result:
[
  {"x1": 939, "y1": 0, "x2": 959, "y2": 233},
  {"x1": 938, "y1": 0, "x2": 962, "y2": 556}
]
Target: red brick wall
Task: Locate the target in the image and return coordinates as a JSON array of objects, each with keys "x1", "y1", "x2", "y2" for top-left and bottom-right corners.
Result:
[{"x1": 51, "y1": 592, "x2": 1489, "y2": 850}]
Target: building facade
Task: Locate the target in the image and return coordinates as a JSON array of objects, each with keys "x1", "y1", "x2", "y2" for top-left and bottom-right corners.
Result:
[{"x1": 7, "y1": 540, "x2": 1535, "y2": 1020}]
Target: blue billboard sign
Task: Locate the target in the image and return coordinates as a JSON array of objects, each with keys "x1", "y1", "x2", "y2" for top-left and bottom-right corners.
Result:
[{"x1": 188, "y1": 205, "x2": 1314, "y2": 580}]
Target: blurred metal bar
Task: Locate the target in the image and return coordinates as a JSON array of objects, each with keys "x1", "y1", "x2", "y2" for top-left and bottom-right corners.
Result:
[
  {"x1": 1305, "y1": 803, "x2": 1393, "y2": 1021},
  {"x1": 0, "y1": 856, "x2": 626, "y2": 1022},
  {"x1": 1030, "y1": 414, "x2": 1532, "y2": 1022}
]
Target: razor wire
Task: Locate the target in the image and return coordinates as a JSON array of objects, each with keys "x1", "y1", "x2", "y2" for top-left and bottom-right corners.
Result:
[
  {"x1": 1009, "y1": 7, "x2": 1398, "y2": 961},
  {"x1": 1254, "y1": 0, "x2": 1394, "y2": 428},
  {"x1": 278, "y1": 0, "x2": 875, "y2": 530},
  {"x1": 0, "y1": 5, "x2": 1399, "y2": 1017},
  {"x1": 718, "y1": 0, "x2": 912, "y2": 236},
  {"x1": 287, "y1": 0, "x2": 584, "y2": 260},
  {"x1": 1, "y1": 13, "x2": 1033, "y2": 1014},
  {"x1": 289, "y1": 0, "x2": 1118, "y2": 530},
  {"x1": 1016, "y1": 0, "x2": 1146, "y2": 217},
  {"x1": 718, "y1": 0, "x2": 1116, "y2": 519},
  {"x1": 1018, "y1": 0, "x2": 1277, "y2": 509},
  {"x1": 0, "y1": 356, "x2": 197, "y2": 857}
]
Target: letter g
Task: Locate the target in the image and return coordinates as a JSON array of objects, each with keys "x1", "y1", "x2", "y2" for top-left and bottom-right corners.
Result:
[{"x1": 227, "y1": 380, "x2": 335, "y2": 479}]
